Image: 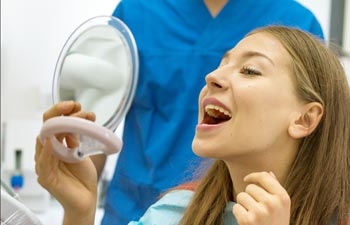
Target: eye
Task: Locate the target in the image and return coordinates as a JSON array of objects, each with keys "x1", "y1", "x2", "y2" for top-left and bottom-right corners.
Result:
[{"x1": 240, "y1": 66, "x2": 262, "y2": 76}]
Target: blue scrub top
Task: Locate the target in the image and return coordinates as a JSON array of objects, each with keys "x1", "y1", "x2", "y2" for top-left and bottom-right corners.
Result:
[{"x1": 102, "y1": 1, "x2": 324, "y2": 224}]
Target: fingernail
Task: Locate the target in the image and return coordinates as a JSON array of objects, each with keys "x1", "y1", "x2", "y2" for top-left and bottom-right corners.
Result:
[{"x1": 269, "y1": 171, "x2": 276, "y2": 178}]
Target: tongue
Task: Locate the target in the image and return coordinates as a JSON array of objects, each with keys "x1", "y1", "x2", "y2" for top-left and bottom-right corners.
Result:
[{"x1": 203, "y1": 111, "x2": 230, "y2": 125}]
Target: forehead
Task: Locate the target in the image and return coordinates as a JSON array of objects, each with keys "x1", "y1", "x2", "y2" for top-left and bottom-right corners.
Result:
[{"x1": 225, "y1": 32, "x2": 291, "y2": 67}]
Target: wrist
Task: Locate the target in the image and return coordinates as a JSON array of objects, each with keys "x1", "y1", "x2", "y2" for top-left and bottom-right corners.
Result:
[
  {"x1": 62, "y1": 192, "x2": 97, "y2": 225},
  {"x1": 63, "y1": 211, "x2": 95, "y2": 225},
  {"x1": 63, "y1": 205, "x2": 96, "y2": 225}
]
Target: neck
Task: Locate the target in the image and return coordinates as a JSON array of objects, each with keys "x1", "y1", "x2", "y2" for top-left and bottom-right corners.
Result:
[
  {"x1": 203, "y1": 0, "x2": 228, "y2": 17},
  {"x1": 225, "y1": 142, "x2": 298, "y2": 201}
]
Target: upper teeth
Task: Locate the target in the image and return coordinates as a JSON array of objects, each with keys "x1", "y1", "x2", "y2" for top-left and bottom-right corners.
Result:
[{"x1": 205, "y1": 104, "x2": 232, "y2": 118}]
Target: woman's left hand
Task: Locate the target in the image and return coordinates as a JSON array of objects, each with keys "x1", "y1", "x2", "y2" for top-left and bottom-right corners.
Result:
[{"x1": 232, "y1": 171, "x2": 291, "y2": 225}]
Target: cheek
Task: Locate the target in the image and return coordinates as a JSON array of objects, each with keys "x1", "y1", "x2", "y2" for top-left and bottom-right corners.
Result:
[
  {"x1": 234, "y1": 85, "x2": 271, "y2": 115},
  {"x1": 233, "y1": 85, "x2": 294, "y2": 140},
  {"x1": 235, "y1": 82, "x2": 294, "y2": 114}
]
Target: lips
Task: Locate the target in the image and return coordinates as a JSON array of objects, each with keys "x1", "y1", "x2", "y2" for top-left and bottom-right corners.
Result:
[{"x1": 201, "y1": 98, "x2": 232, "y2": 125}]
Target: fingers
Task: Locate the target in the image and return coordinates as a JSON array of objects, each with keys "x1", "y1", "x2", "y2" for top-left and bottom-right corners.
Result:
[
  {"x1": 42, "y1": 101, "x2": 96, "y2": 146},
  {"x1": 35, "y1": 137, "x2": 60, "y2": 190},
  {"x1": 86, "y1": 112, "x2": 96, "y2": 122},
  {"x1": 34, "y1": 136, "x2": 43, "y2": 166},
  {"x1": 43, "y1": 101, "x2": 81, "y2": 122},
  {"x1": 43, "y1": 101, "x2": 96, "y2": 123},
  {"x1": 37, "y1": 101, "x2": 97, "y2": 181},
  {"x1": 57, "y1": 110, "x2": 96, "y2": 145},
  {"x1": 232, "y1": 171, "x2": 291, "y2": 225},
  {"x1": 35, "y1": 136, "x2": 43, "y2": 178},
  {"x1": 65, "y1": 134, "x2": 80, "y2": 148},
  {"x1": 244, "y1": 171, "x2": 287, "y2": 196},
  {"x1": 245, "y1": 183, "x2": 270, "y2": 202},
  {"x1": 70, "y1": 111, "x2": 96, "y2": 122},
  {"x1": 236, "y1": 192, "x2": 262, "y2": 212},
  {"x1": 232, "y1": 203, "x2": 250, "y2": 223}
]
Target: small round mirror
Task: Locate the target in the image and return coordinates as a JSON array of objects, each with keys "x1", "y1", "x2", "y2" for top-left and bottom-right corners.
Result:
[
  {"x1": 40, "y1": 16, "x2": 138, "y2": 163},
  {"x1": 53, "y1": 16, "x2": 138, "y2": 131}
]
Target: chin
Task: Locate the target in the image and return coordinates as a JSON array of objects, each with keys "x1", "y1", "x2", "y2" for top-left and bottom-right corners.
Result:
[{"x1": 192, "y1": 138, "x2": 219, "y2": 158}]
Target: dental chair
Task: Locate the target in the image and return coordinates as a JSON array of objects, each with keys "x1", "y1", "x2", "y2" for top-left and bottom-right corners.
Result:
[{"x1": 1, "y1": 180, "x2": 42, "y2": 225}]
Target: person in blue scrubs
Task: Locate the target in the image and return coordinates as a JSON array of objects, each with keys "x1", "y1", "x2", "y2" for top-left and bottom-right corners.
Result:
[
  {"x1": 93, "y1": 0, "x2": 325, "y2": 224},
  {"x1": 35, "y1": 25, "x2": 350, "y2": 225}
]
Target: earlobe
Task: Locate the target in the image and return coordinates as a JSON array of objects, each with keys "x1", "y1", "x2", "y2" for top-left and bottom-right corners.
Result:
[{"x1": 288, "y1": 102, "x2": 323, "y2": 139}]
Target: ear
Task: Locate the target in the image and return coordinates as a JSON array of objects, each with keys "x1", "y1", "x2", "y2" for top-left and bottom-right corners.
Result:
[{"x1": 288, "y1": 102, "x2": 323, "y2": 139}]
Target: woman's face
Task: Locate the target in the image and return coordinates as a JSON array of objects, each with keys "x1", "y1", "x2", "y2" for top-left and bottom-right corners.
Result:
[{"x1": 192, "y1": 32, "x2": 303, "y2": 161}]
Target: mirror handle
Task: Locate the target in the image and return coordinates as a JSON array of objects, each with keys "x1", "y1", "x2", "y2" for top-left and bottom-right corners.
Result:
[{"x1": 39, "y1": 117, "x2": 122, "y2": 163}]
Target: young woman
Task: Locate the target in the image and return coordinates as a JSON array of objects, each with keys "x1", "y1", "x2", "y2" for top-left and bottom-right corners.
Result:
[
  {"x1": 105, "y1": 1, "x2": 324, "y2": 224},
  {"x1": 35, "y1": 26, "x2": 350, "y2": 225}
]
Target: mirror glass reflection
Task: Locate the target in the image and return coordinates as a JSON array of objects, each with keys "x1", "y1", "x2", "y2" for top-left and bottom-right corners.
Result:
[{"x1": 53, "y1": 16, "x2": 138, "y2": 131}]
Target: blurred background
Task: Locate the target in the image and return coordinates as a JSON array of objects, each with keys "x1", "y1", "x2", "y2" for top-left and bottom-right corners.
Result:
[{"x1": 1, "y1": 0, "x2": 349, "y2": 224}]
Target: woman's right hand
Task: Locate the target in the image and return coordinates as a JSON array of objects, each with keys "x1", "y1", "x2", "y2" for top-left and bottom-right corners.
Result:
[
  {"x1": 35, "y1": 101, "x2": 98, "y2": 224},
  {"x1": 232, "y1": 172, "x2": 291, "y2": 225}
]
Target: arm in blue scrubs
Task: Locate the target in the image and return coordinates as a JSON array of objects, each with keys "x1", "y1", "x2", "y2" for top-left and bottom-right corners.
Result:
[{"x1": 102, "y1": 1, "x2": 324, "y2": 224}]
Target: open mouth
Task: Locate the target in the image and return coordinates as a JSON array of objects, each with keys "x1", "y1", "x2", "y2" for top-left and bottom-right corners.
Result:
[{"x1": 202, "y1": 104, "x2": 232, "y2": 125}]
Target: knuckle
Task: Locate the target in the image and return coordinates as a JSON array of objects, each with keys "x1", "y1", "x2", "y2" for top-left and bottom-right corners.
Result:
[
  {"x1": 36, "y1": 177, "x2": 45, "y2": 188},
  {"x1": 36, "y1": 173, "x2": 53, "y2": 191},
  {"x1": 245, "y1": 184, "x2": 255, "y2": 193},
  {"x1": 265, "y1": 193, "x2": 291, "y2": 209},
  {"x1": 262, "y1": 196, "x2": 278, "y2": 211},
  {"x1": 255, "y1": 204, "x2": 268, "y2": 215},
  {"x1": 42, "y1": 112, "x2": 48, "y2": 121},
  {"x1": 236, "y1": 192, "x2": 246, "y2": 202},
  {"x1": 279, "y1": 192, "x2": 291, "y2": 206},
  {"x1": 261, "y1": 171, "x2": 270, "y2": 178}
]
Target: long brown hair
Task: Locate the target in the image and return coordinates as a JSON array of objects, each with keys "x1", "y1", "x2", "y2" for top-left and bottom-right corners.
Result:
[{"x1": 179, "y1": 26, "x2": 350, "y2": 225}]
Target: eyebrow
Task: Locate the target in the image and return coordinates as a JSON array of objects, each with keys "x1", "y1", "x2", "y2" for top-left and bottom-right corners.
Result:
[{"x1": 222, "y1": 50, "x2": 275, "y2": 66}]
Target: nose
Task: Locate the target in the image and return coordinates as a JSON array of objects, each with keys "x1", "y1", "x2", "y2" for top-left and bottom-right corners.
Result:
[{"x1": 205, "y1": 67, "x2": 229, "y2": 90}]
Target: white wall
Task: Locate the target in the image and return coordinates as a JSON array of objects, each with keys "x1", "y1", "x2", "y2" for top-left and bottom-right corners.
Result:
[{"x1": 297, "y1": 0, "x2": 332, "y2": 40}]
